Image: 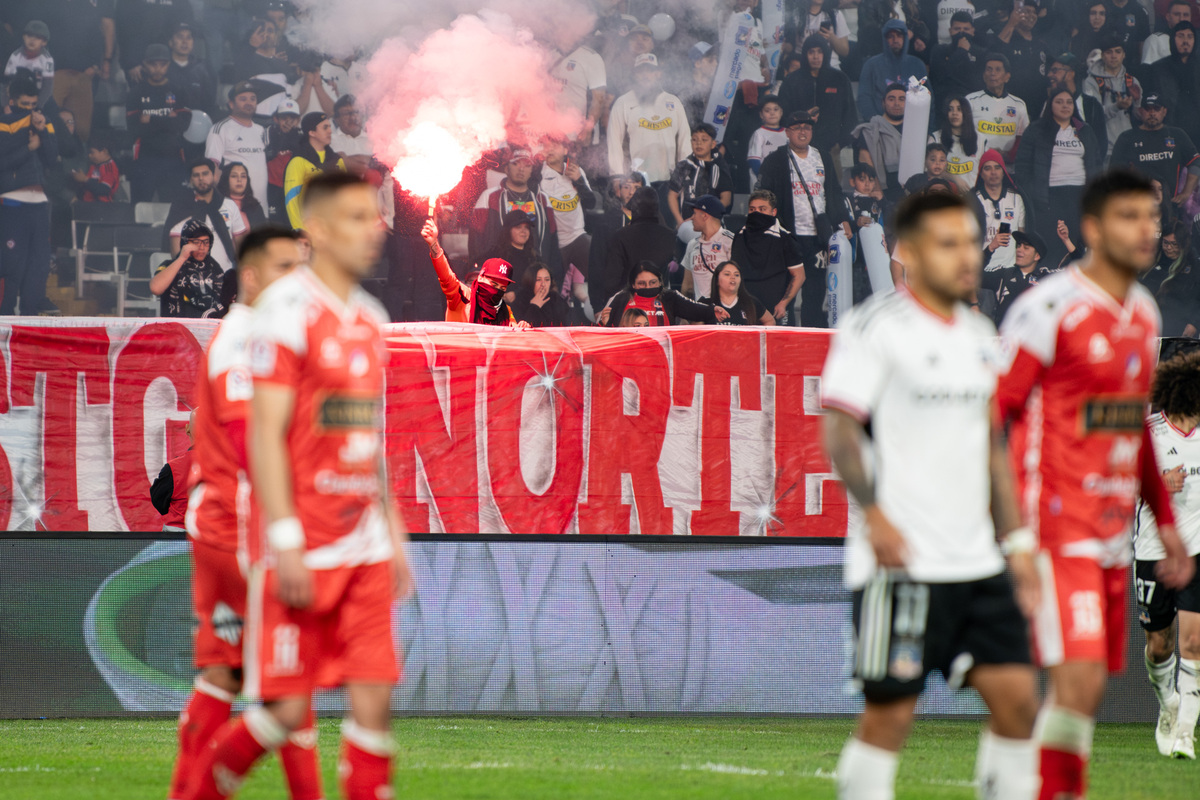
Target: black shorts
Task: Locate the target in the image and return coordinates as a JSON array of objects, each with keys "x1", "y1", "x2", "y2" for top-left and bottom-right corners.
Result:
[
  {"x1": 1134, "y1": 556, "x2": 1200, "y2": 632},
  {"x1": 850, "y1": 571, "x2": 1031, "y2": 702}
]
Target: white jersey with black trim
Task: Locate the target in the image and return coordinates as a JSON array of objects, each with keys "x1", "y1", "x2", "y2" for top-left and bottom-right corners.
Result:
[
  {"x1": 1135, "y1": 412, "x2": 1200, "y2": 560},
  {"x1": 966, "y1": 90, "x2": 1029, "y2": 157},
  {"x1": 821, "y1": 290, "x2": 1007, "y2": 588}
]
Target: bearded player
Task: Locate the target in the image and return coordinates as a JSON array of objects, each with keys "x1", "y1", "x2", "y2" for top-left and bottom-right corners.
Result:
[
  {"x1": 997, "y1": 170, "x2": 1195, "y2": 799},
  {"x1": 823, "y1": 192, "x2": 1042, "y2": 800},
  {"x1": 169, "y1": 226, "x2": 315, "y2": 800},
  {"x1": 1135, "y1": 351, "x2": 1200, "y2": 759},
  {"x1": 184, "y1": 173, "x2": 414, "y2": 800}
]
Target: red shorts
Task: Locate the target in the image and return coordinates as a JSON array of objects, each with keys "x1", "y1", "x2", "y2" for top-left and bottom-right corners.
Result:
[
  {"x1": 1032, "y1": 552, "x2": 1128, "y2": 674},
  {"x1": 191, "y1": 539, "x2": 247, "y2": 669},
  {"x1": 244, "y1": 560, "x2": 400, "y2": 702}
]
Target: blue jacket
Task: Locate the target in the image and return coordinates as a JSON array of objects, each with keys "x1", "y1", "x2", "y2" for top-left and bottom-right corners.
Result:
[
  {"x1": 0, "y1": 111, "x2": 58, "y2": 195},
  {"x1": 857, "y1": 19, "x2": 927, "y2": 121}
]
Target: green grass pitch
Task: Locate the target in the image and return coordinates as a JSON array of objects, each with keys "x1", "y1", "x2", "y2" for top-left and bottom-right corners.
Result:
[{"x1": 0, "y1": 717, "x2": 1193, "y2": 798}]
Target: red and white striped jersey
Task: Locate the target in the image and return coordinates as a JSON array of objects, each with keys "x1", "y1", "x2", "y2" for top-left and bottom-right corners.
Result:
[
  {"x1": 998, "y1": 266, "x2": 1168, "y2": 564},
  {"x1": 248, "y1": 267, "x2": 392, "y2": 570}
]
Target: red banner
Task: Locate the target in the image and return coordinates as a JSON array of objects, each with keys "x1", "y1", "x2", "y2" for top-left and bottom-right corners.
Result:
[{"x1": 0, "y1": 320, "x2": 848, "y2": 537}]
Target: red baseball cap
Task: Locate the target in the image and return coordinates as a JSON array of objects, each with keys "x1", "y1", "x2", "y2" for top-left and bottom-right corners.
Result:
[{"x1": 480, "y1": 258, "x2": 514, "y2": 285}]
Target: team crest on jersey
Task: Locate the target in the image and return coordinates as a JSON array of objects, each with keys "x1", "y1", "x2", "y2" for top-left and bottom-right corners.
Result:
[
  {"x1": 816, "y1": 167, "x2": 825, "y2": 177},
  {"x1": 250, "y1": 338, "x2": 275, "y2": 374},
  {"x1": 889, "y1": 640, "x2": 923, "y2": 680},
  {"x1": 1126, "y1": 353, "x2": 1142, "y2": 379},
  {"x1": 349, "y1": 348, "x2": 370, "y2": 377},
  {"x1": 666, "y1": 101, "x2": 676, "y2": 110},
  {"x1": 566, "y1": 61, "x2": 576, "y2": 71},
  {"x1": 1126, "y1": 14, "x2": 1135, "y2": 25},
  {"x1": 1004, "y1": 209, "x2": 1014, "y2": 219},
  {"x1": 1006, "y1": 106, "x2": 1016, "y2": 117},
  {"x1": 1166, "y1": 137, "x2": 1176, "y2": 149}
]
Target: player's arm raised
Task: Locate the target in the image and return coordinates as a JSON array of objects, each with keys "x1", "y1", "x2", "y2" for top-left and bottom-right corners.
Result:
[
  {"x1": 252, "y1": 382, "x2": 313, "y2": 609},
  {"x1": 989, "y1": 403, "x2": 1040, "y2": 617},
  {"x1": 823, "y1": 409, "x2": 908, "y2": 568}
]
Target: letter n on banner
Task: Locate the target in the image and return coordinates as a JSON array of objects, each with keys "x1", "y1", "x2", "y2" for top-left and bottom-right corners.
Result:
[
  {"x1": 385, "y1": 331, "x2": 485, "y2": 534},
  {"x1": 10, "y1": 326, "x2": 111, "y2": 530},
  {"x1": 767, "y1": 332, "x2": 847, "y2": 536},
  {"x1": 486, "y1": 331, "x2": 584, "y2": 534},
  {"x1": 671, "y1": 329, "x2": 762, "y2": 535},
  {"x1": 112, "y1": 323, "x2": 201, "y2": 531},
  {"x1": 572, "y1": 330, "x2": 671, "y2": 536}
]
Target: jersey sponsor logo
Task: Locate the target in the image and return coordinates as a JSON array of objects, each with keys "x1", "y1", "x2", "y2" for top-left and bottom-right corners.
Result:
[
  {"x1": 1140, "y1": 151, "x2": 1173, "y2": 161},
  {"x1": 912, "y1": 386, "x2": 989, "y2": 405},
  {"x1": 1081, "y1": 398, "x2": 1144, "y2": 432},
  {"x1": 947, "y1": 160, "x2": 973, "y2": 174},
  {"x1": 548, "y1": 194, "x2": 580, "y2": 213},
  {"x1": 317, "y1": 395, "x2": 382, "y2": 429},
  {"x1": 338, "y1": 431, "x2": 380, "y2": 464},
  {"x1": 313, "y1": 469, "x2": 381, "y2": 495},
  {"x1": 638, "y1": 116, "x2": 675, "y2": 131},
  {"x1": 978, "y1": 120, "x2": 1017, "y2": 135},
  {"x1": 825, "y1": 87, "x2": 839, "y2": 93},
  {"x1": 1108, "y1": 435, "x2": 1139, "y2": 468}
]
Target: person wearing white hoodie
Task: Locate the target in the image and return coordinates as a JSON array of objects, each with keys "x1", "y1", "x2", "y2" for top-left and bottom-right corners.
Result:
[{"x1": 1082, "y1": 36, "x2": 1142, "y2": 158}]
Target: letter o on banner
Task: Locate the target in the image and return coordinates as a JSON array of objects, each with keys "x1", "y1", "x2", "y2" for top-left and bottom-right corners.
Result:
[{"x1": 485, "y1": 331, "x2": 584, "y2": 534}]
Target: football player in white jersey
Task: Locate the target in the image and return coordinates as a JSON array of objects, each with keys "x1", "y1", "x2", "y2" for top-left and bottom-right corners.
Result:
[
  {"x1": 822, "y1": 192, "x2": 1041, "y2": 800},
  {"x1": 1135, "y1": 350, "x2": 1200, "y2": 759}
]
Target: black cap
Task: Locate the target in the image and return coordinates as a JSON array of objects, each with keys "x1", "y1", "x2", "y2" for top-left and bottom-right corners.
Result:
[
  {"x1": 1143, "y1": 93, "x2": 1166, "y2": 109},
  {"x1": 228, "y1": 81, "x2": 257, "y2": 101},
  {"x1": 501, "y1": 209, "x2": 535, "y2": 230},
  {"x1": 784, "y1": 110, "x2": 814, "y2": 128},
  {"x1": 144, "y1": 43, "x2": 171, "y2": 63},
  {"x1": 301, "y1": 111, "x2": 329, "y2": 135},
  {"x1": 1013, "y1": 230, "x2": 1047, "y2": 259},
  {"x1": 180, "y1": 219, "x2": 213, "y2": 244},
  {"x1": 684, "y1": 194, "x2": 725, "y2": 218},
  {"x1": 1050, "y1": 52, "x2": 1083, "y2": 75}
]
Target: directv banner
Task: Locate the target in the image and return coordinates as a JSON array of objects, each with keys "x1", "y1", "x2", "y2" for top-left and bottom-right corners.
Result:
[{"x1": 0, "y1": 319, "x2": 847, "y2": 537}]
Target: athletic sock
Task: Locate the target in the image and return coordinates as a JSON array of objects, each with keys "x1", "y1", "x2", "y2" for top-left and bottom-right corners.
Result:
[
  {"x1": 1147, "y1": 647, "x2": 1179, "y2": 708},
  {"x1": 1179, "y1": 659, "x2": 1200, "y2": 738},
  {"x1": 836, "y1": 736, "x2": 898, "y2": 800},
  {"x1": 338, "y1": 719, "x2": 394, "y2": 800},
  {"x1": 975, "y1": 729, "x2": 1038, "y2": 800},
  {"x1": 183, "y1": 706, "x2": 289, "y2": 800},
  {"x1": 280, "y1": 706, "x2": 323, "y2": 800},
  {"x1": 168, "y1": 678, "x2": 236, "y2": 800},
  {"x1": 1037, "y1": 706, "x2": 1093, "y2": 800}
]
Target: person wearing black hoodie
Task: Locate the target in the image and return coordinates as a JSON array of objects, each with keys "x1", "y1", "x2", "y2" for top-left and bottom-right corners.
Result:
[
  {"x1": 929, "y1": 12, "x2": 987, "y2": 102},
  {"x1": 1148, "y1": 22, "x2": 1200, "y2": 151},
  {"x1": 485, "y1": 210, "x2": 542, "y2": 294},
  {"x1": 598, "y1": 186, "x2": 676, "y2": 312},
  {"x1": 777, "y1": 34, "x2": 858, "y2": 164}
]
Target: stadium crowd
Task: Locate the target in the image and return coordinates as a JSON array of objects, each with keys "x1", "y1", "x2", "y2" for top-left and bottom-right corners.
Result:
[{"x1": 3, "y1": 0, "x2": 1200, "y2": 331}]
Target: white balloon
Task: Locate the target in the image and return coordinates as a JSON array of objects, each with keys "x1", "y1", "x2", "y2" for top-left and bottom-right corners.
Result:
[
  {"x1": 182, "y1": 110, "x2": 212, "y2": 144},
  {"x1": 648, "y1": 13, "x2": 675, "y2": 42}
]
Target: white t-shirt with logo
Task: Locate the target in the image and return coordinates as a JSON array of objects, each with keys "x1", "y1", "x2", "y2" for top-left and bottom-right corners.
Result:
[
  {"x1": 205, "y1": 118, "x2": 269, "y2": 208},
  {"x1": 975, "y1": 188, "x2": 1025, "y2": 269},
  {"x1": 552, "y1": 46, "x2": 606, "y2": 119},
  {"x1": 1049, "y1": 125, "x2": 1087, "y2": 186},
  {"x1": 169, "y1": 197, "x2": 250, "y2": 273},
  {"x1": 821, "y1": 290, "x2": 1006, "y2": 588},
  {"x1": 787, "y1": 147, "x2": 827, "y2": 236},
  {"x1": 538, "y1": 164, "x2": 590, "y2": 247},
  {"x1": 967, "y1": 90, "x2": 1030, "y2": 157},
  {"x1": 683, "y1": 227, "x2": 737, "y2": 300},
  {"x1": 1136, "y1": 412, "x2": 1200, "y2": 560},
  {"x1": 930, "y1": 133, "x2": 980, "y2": 192}
]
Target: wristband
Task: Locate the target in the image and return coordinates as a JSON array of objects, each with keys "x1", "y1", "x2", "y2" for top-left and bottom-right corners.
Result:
[
  {"x1": 267, "y1": 517, "x2": 305, "y2": 552},
  {"x1": 1000, "y1": 526, "x2": 1037, "y2": 556}
]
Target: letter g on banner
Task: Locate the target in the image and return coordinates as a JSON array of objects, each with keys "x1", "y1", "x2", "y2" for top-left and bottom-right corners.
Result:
[{"x1": 485, "y1": 331, "x2": 584, "y2": 534}]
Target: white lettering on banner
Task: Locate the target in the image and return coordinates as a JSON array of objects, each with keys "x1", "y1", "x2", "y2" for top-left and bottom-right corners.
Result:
[{"x1": 0, "y1": 321, "x2": 848, "y2": 538}]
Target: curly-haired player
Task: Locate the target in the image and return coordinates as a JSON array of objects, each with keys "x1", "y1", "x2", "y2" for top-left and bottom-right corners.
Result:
[{"x1": 1136, "y1": 350, "x2": 1200, "y2": 759}]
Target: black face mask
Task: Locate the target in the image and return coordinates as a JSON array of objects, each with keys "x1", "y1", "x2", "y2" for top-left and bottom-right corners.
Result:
[
  {"x1": 634, "y1": 287, "x2": 661, "y2": 298},
  {"x1": 745, "y1": 211, "x2": 776, "y2": 231}
]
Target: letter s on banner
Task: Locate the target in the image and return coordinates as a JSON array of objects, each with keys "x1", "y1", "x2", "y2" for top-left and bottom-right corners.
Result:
[
  {"x1": 485, "y1": 331, "x2": 584, "y2": 534},
  {"x1": 112, "y1": 323, "x2": 202, "y2": 532}
]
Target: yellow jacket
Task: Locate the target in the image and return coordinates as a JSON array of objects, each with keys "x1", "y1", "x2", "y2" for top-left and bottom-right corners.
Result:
[{"x1": 283, "y1": 146, "x2": 346, "y2": 228}]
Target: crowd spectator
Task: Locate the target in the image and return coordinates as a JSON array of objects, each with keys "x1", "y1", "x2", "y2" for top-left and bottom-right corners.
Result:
[
  {"x1": 284, "y1": 112, "x2": 345, "y2": 229},
  {"x1": 423, "y1": 219, "x2": 523, "y2": 326},
  {"x1": 680, "y1": 194, "x2": 737, "y2": 300},
  {"x1": 470, "y1": 148, "x2": 557, "y2": 271},
  {"x1": 1148, "y1": 22, "x2": 1200, "y2": 149},
  {"x1": 607, "y1": 53, "x2": 690, "y2": 186},
  {"x1": 904, "y1": 143, "x2": 951, "y2": 194},
  {"x1": 1106, "y1": 0, "x2": 1151, "y2": 59},
  {"x1": 1082, "y1": 38, "x2": 1140, "y2": 160},
  {"x1": 777, "y1": 35, "x2": 857, "y2": 177},
  {"x1": 858, "y1": 20, "x2": 928, "y2": 121},
  {"x1": 1110, "y1": 93, "x2": 1200, "y2": 207},
  {"x1": 931, "y1": 94, "x2": 983, "y2": 191},
  {"x1": 700, "y1": 260, "x2": 775, "y2": 325},
  {"x1": 980, "y1": 229, "x2": 1054, "y2": 324},
  {"x1": 512, "y1": 264, "x2": 569, "y2": 327},
  {"x1": 854, "y1": 84, "x2": 907, "y2": 201},
  {"x1": 166, "y1": 22, "x2": 214, "y2": 117},
  {"x1": 151, "y1": 219, "x2": 226, "y2": 318},
  {"x1": 993, "y1": 0, "x2": 1055, "y2": 113},
  {"x1": 1069, "y1": 2, "x2": 1111, "y2": 61},
  {"x1": 1143, "y1": 0, "x2": 1191, "y2": 65},
  {"x1": 1143, "y1": 219, "x2": 1187, "y2": 295},
  {"x1": 218, "y1": 162, "x2": 267, "y2": 232},
  {"x1": 207, "y1": 82, "x2": 269, "y2": 214},
  {"x1": 858, "y1": 0, "x2": 927, "y2": 63},
  {"x1": 71, "y1": 136, "x2": 119, "y2": 202},
  {"x1": 233, "y1": 16, "x2": 296, "y2": 112},
  {"x1": 115, "y1": 0, "x2": 193, "y2": 81},
  {"x1": 0, "y1": 75, "x2": 58, "y2": 315},
  {"x1": 973, "y1": 148, "x2": 1027, "y2": 270},
  {"x1": 731, "y1": 189, "x2": 805, "y2": 323},
  {"x1": 587, "y1": 172, "x2": 643, "y2": 305},
  {"x1": 331, "y1": 94, "x2": 371, "y2": 175},
  {"x1": 1015, "y1": 87, "x2": 1104, "y2": 265},
  {"x1": 668, "y1": 123, "x2": 733, "y2": 233},
  {"x1": 599, "y1": 185, "x2": 674, "y2": 312},
  {"x1": 755, "y1": 109, "x2": 849, "y2": 328},
  {"x1": 746, "y1": 95, "x2": 787, "y2": 183},
  {"x1": 264, "y1": 97, "x2": 302, "y2": 222},
  {"x1": 796, "y1": 0, "x2": 851, "y2": 70},
  {"x1": 165, "y1": 158, "x2": 247, "y2": 275},
  {"x1": 127, "y1": 44, "x2": 189, "y2": 203},
  {"x1": 40, "y1": 0, "x2": 114, "y2": 141},
  {"x1": 1154, "y1": 223, "x2": 1200, "y2": 335},
  {"x1": 968, "y1": 54, "x2": 1030, "y2": 161},
  {"x1": 486, "y1": 211, "x2": 541, "y2": 292},
  {"x1": 1045, "y1": 52, "x2": 1107, "y2": 155},
  {"x1": 596, "y1": 260, "x2": 724, "y2": 326},
  {"x1": 929, "y1": 12, "x2": 986, "y2": 103},
  {"x1": 5, "y1": 20, "x2": 54, "y2": 107},
  {"x1": 607, "y1": 23, "x2": 656, "y2": 100},
  {"x1": 538, "y1": 138, "x2": 595, "y2": 304},
  {"x1": 551, "y1": 32, "x2": 608, "y2": 144}
]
